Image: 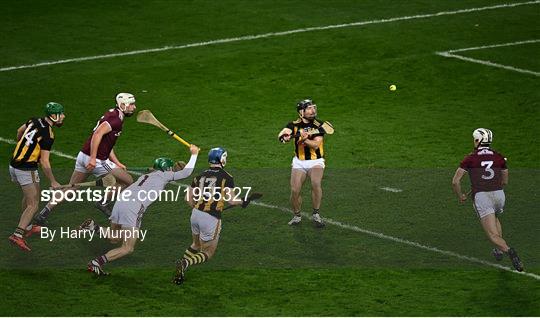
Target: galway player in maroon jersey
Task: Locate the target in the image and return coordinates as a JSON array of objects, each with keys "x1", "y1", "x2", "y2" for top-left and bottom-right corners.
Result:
[
  {"x1": 35, "y1": 93, "x2": 137, "y2": 223},
  {"x1": 452, "y1": 128, "x2": 523, "y2": 272}
]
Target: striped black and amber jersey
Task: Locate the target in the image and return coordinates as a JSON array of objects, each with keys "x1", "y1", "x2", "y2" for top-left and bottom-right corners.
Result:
[
  {"x1": 285, "y1": 118, "x2": 326, "y2": 160},
  {"x1": 10, "y1": 117, "x2": 55, "y2": 170},
  {"x1": 191, "y1": 167, "x2": 235, "y2": 219}
]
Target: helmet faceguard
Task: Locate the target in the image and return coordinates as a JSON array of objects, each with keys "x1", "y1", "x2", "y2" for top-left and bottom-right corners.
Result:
[
  {"x1": 115, "y1": 93, "x2": 136, "y2": 117},
  {"x1": 45, "y1": 102, "x2": 65, "y2": 127},
  {"x1": 296, "y1": 99, "x2": 317, "y2": 121},
  {"x1": 472, "y1": 128, "x2": 493, "y2": 148},
  {"x1": 208, "y1": 147, "x2": 227, "y2": 167}
]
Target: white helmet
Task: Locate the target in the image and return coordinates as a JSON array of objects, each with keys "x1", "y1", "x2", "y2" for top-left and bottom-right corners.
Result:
[
  {"x1": 115, "y1": 93, "x2": 136, "y2": 115},
  {"x1": 473, "y1": 128, "x2": 493, "y2": 146}
]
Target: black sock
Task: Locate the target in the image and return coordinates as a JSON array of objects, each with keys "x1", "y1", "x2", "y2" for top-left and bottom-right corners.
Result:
[
  {"x1": 313, "y1": 208, "x2": 320, "y2": 215},
  {"x1": 38, "y1": 206, "x2": 51, "y2": 218}
]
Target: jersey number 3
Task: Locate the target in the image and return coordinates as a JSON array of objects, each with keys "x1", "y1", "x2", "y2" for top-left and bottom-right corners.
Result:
[{"x1": 481, "y1": 161, "x2": 494, "y2": 180}]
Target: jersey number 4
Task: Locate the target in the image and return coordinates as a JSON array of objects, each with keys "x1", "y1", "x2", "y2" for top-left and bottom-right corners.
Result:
[
  {"x1": 481, "y1": 161, "x2": 494, "y2": 180},
  {"x1": 23, "y1": 123, "x2": 37, "y2": 146}
]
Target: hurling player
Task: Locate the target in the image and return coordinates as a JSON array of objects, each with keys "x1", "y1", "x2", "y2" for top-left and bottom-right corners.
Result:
[
  {"x1": 452, "y1": 128, "x2": 523, "y2": 271},
  {"x1": 277, "y1": 99, "x2": 330, "y2": 227},
  {"x1": 35, "y1": 93, "x2": 137, "y2": 223},
  {"x1": 173, "y1": 147, "x2": 244, "y2": 285},
  {"x1": 83, "y1": 144, "x2": 199, "y2": 276},
  {"x1": 8, "y1": 102, "x2": 65, "y2": 251}
]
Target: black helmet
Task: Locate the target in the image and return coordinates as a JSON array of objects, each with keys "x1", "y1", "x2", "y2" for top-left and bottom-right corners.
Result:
[{"x1": 296, "y1": 99, "x2": 314, "y2": 112}]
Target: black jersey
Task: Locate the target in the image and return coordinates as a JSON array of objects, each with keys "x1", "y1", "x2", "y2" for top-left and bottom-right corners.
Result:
[
  {"x1": 191, "y1": 167, "x2": 235, "y2": 219},
  {"x1": 11, "y1": 117, "x2": 54, "y2": 170},
  {"x1": 285, "y1": 118, "x2": 326, "y2": 160}
]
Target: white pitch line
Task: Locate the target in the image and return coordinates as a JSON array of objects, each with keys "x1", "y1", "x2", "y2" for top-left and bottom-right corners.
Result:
[
  {"x1": 254, "y1": 201, "x2": 540, "y2": 281},
  {"x1": 1, "y1": 1, "x2": 539, "y2": 72},
  {"x1": 437, "y1": 52, "x2": 540, "y2": 77},
  {"x1": 380, "y1": 186, "x2": 403, "y2": 193},
  {"x1": 0, "y1": 137, "x2": 77, "y2": 160},
  {"x1": 443, "y1": 39, "x2": 540, "y2": 53},
  {"x1": 436, "y1": 39, "x2": 540, "y2": 76},
  {"x1": 1, "y1": 136, "x2": 537, "y2": 281}
]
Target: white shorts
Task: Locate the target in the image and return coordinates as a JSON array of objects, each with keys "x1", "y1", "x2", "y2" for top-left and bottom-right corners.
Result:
[
  {"x1": 110, "y1": 201, "x2": 145, "y2": 228},
  {"x1": 190, "y1": 208, "x2": 221, "y2": 242},
  {"x1": 75, "y1": 151, "x2": 117, "y2": 177},
  {"x1": 9, "y1": 165, "x2": 39, "y2": 186},
  {"x1": 473, "y1": 190, "x2": 505, "y2": 219},
  {"x1": 291, "y1": 157, "x2": 325, "y2": 173}
]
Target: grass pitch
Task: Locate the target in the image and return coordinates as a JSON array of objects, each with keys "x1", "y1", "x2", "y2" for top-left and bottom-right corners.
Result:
[{"x1": 0, "y1": 0, "x2": 539, "y2": 316}]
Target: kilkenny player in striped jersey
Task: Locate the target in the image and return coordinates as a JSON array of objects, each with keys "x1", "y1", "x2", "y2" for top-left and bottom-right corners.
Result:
[
  {"x1": 173, "y1": 147, "x2": 243, "y2": 285},
  {"x1": 8, "y1": 102, "x2": 65, "y2": 251},
  {"x1": 278, "y1": 99, "x2": 331, "y2": 227}
]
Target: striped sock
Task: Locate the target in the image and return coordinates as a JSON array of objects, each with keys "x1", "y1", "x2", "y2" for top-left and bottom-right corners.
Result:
[
  {"x1": 13, "y1": 227, "x2": 25, "y2": 238},
  {"x1": 182, "y1": 250, "x2": 209, "y2": 266},
  {"x1": 183, "y1": 246, "x2": 199, "y2": 259},
  {"x1": 94, "y1": 255, "x2": 108, "y2": 266}
]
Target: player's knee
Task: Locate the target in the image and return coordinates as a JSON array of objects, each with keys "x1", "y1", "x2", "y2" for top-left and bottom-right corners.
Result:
[
  {"x1": 109, "y1": 237, "x2": 121, "y2": 244},
  {"x1": 311, "y1": 180, "x2": 322, "y2": 189},
  {"x1": 290, "y1": 188, "x2": 301, "y2": 197},
  {"x1": 123, "y1": 245, "x2": 135, "y2": 255},
  {"x1": 26, "y1": 200, "x2": 39, "y2": 211},
  {"x1": 118, "y1": 174, "x2": 134, "y2": 186}
]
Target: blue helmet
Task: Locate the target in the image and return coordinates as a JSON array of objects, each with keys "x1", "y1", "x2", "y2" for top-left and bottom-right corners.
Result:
[{"x1": 208, "y1": 147, "x2": 227, "y2": 166}]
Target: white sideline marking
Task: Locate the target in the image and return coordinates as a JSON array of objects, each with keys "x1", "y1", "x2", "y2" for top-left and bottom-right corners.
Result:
[
  {"x1": 443, "y1": 39, "x2": 540, "y2": 53},
  {"x1": 1, "y1": 136, "x2": 538, "y2": 281},
  {"x1": 254, "y1": 201, "x2": 540, "y2": 281},
  {"x1": 0, "y1": 137, "x2": 77, "y2": 160},
  {"x1": 380, "y1": 186, "x2": 403, "y2": 193},
  {"x1": 1, "y1": 1, "x2": 539, "y2": 72},
  {"x1": 436, "y1": 40, "x2": 540, "y2": 76}
]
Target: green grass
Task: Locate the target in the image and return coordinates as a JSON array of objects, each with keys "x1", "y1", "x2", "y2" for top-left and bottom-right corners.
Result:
[
  {"x1": 0, "y1": 0, "x2": 539, "y2": 316},
  {"x1": 1, "y1": 269, "x2": 538, "y2": 316}
]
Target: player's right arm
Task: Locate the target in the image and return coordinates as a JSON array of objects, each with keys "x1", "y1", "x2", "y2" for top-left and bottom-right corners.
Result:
[
  {"x1": 501, "y1": 169, "x2": 508, "y2": 187},
  {"x1": 185, "y1": 186, "x2": 196, "y2": 208},
  {"x1": 86, "y1": 122, "x2": 112, "y2": 171},
  {"x1": 40, "y1": 150, "x2": 60, "y2": 189},
  {"x1": 452, "y1": 167, "x2": 468, "y2": 203},
  {"x1": 172, "y1": 145, "x2": 200, "y2": 181}
]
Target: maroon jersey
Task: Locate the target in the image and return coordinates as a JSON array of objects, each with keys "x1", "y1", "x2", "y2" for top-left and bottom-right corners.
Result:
[
  {"x1": 81, "y1": 108, "x2": 123, "y2": 160},
  {"x1": 460, "y1": 147, "x2": 507, "y2": 194}
]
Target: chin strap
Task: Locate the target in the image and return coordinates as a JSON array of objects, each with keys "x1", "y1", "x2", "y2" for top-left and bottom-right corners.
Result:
[{"x1": 49, "y1": 114, "x2": 60, "y2": 122}]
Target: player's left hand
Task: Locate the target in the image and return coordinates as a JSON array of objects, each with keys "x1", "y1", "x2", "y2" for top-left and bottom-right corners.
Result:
[
  {"x1": 458, "y1": 193, "x2": 467, "y2": 204},
  {"x1": 116, "y1": 162, "x2": 127, "y2": 170}
]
